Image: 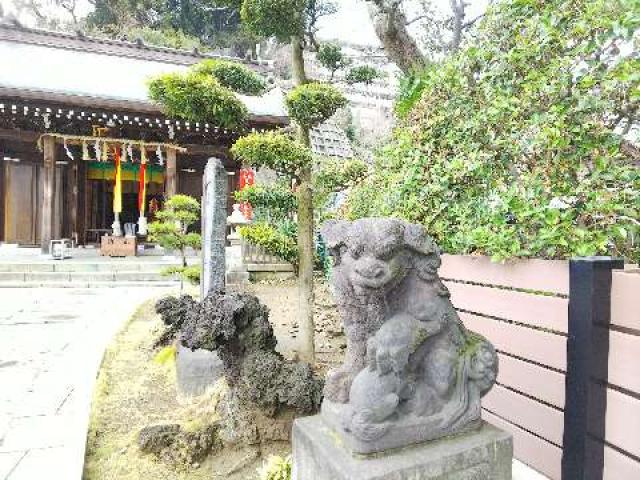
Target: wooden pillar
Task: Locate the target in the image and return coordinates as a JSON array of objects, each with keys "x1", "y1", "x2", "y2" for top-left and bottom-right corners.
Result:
[
  {"x1": 41, "y1": 136, "x2": 56, "y2": 254},
  {"x1": 69, "y1": 157, "x2": 79, "y2": 244},
  {"x1": 562, "y1": 257, "x2": 624, "y2": 480},
  {"x1": 166, "y1": 148, "x2": 177, "y2": 198},
  {"x1": 77, "y1": 159, "x2": 86, "y2": 245},
  {"x1": 0, "y1": 142, "x2": 5, "y2": 242}
]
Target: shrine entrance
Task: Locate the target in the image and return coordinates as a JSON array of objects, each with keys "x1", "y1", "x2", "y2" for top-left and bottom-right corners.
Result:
[
  {"x1": 0, "y1": 132, "x2": 243, "y2": 251},
  {"x1": 84, "y1": 161, "x2": 166, "y2": 243}
]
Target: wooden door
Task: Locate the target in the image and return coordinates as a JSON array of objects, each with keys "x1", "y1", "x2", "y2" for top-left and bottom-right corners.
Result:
[
  {"x1": 3, "y1": 162, "x2": 63, "y2": 245},
  {"x1": 4, "y1": 162, "x2": 37, "y2": 244}
]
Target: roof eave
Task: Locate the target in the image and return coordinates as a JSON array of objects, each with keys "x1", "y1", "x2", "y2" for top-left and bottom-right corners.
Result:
[
  {"x1": 0, "y1": 86, "x2": 289, "y2": 126},
  {"x1": 0, "y1": 22, "x2": 270, "y2": 70}
]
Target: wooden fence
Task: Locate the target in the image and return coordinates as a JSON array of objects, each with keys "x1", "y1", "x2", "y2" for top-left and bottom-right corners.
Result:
[
  {"x1": 440, "y1": 255, "x2": 640, "y2": 480},
  {"x1": 240, "y1": 239, "x2": 295, "y2": 276},
  {"x1": 241, "y1": 240, "x2": 291, "y2": 266}
]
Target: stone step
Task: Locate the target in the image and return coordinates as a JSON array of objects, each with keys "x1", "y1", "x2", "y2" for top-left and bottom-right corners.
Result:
[
  {"x1": 246, "y1": 263, "x2": 295, "y2": 272},
  {"x1": 0, "y1": 262, "x2": 185, "y2": 273},
  {"x1": 0, "y1": 281, "x2": 180, "y2": 288},
  {"x1": 0, "y1": 271, "x2": 180, "y2": 283}
]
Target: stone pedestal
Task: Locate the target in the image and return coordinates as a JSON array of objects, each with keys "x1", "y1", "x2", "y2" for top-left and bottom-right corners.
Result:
[
  {"x1": 292, "y1": 416, "x2": 512, "y2": 480},
  {"x1": 225, "y1": 242, "x2": 249, "y2": 286},
  {"x1": 175, "y1": 344, "x2": 223, "y2": 397}
]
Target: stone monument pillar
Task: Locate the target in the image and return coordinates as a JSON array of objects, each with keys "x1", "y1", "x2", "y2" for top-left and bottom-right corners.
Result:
[
  {"x1": 292, "y1": 218, "x2": 513, "y2": 480},
  {"x1": 175, "y1": 157, "x2": 227, "y2": 399},
  {"x1": 201, "y1": 157, "x2": 228, "y2": 298}
]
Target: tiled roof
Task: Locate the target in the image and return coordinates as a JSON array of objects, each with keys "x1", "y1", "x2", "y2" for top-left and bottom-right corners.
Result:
[
  {"x1": 310, "y1": 121, "x2": 354, "y2": 159},
  {"x1": 0, "y1": 23, "x2": 287, "y2": 123}
]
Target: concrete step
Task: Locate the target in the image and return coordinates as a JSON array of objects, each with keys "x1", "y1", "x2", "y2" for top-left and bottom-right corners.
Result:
[
  {"x1": 0, "y1": 281, "x2": 180, "y2": 288},
  {"x1": 246, "y1": 263, "x2": 295, "y2": 272},
  {"x1": 0, "y1": 262, "x2": 185, "y2": 273},
  {"x1": 0, "y1": 271, "x2": 181, "y2": 283}
]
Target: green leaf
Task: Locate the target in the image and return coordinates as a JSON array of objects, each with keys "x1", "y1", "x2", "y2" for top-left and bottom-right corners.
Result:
[{"x1": 154, "y1": 345, "x2": 177, "y2": 365}]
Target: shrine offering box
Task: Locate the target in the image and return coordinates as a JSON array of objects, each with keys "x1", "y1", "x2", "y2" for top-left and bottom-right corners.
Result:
[{"x1": 100, "y1": 235, "x2": 137, "y2": 257}]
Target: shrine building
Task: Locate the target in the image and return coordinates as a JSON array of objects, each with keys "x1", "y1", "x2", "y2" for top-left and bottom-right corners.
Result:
[{"x1": 0, "y1": 22, "x2": 289, "y2": 252}]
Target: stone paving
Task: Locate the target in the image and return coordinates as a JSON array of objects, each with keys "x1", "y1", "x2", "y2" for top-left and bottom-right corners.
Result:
[{"x1": 0, "y1": 287, "x2": 173, "y2": 480}]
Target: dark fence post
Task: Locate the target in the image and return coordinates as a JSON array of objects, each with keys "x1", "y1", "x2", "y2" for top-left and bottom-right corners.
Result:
[{"x1": 562, "y1": 257, "x2": 624, "y2": 480}]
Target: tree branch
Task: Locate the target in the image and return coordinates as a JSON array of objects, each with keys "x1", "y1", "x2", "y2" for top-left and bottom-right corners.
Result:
[
  {"x1": 405, "y1": 14, "x2": 428, "y2": 26},
  {"x1": 462, "y1": 13, "x2": 484, "y2": 29},
  {"x1": 449, "y1": 0, "x2": 465, "y2": 52}
]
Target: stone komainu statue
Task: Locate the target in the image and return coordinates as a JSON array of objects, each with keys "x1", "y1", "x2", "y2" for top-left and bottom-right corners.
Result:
[{"x1": 320, "y1": 218, "x2": 498, "y2": 454}]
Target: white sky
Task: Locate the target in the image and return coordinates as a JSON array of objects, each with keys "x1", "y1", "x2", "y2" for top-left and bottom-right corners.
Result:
[
  {"x1": 316, "y1": 0, "x2": 380, "y2": 46},
  {"x1": 317, "y1": 0, "x2": 489, "y2": 46},
  {"x1": 1, "y1": 0, "x2": 488, "y2": 47}
]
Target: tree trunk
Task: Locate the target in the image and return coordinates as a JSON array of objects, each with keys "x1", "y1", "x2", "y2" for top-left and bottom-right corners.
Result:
[
  {"x1": 291, "y1": 36, "x2": 308, "y2": 85},
  {"x1": 296, "y1": 152, "x2": 315, "y2": 364},
  {"x1": 291, "y1": 35, "x2": 315, "y2": 363},
  {"x1": 449, "y1": 0, "x2": 465, "y2": 52},
  {"x1": 366, "y1": 0, "x2": 427, "y2": 73}
]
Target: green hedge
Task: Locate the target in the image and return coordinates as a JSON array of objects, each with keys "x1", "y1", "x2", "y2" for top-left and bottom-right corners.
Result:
[
  {"x1": 286, "y1": 83, "x2": 347, "y2": 128},
  {"x1": 192, "y1": 59, "x2": 266, "y2": 95},
  {"x1": 234, "y1": 184, "x2": 297, "y2": 219},
  {"x1": 241, "y1": 0, "x2": 307, "y2": 41},
  {"x1": 347, "y1": 0, "x2": 640, "y2": 262},
  {"x1": 148, "y1": 72, "x2": 248, "y2": 128},
  {"x1": 239, "y1": 222, "x2": 298, "y2": 268},
  {"x1": 231, "y1": 131, "x2": 312, "y2": 177},
  {"x1": 345, "y1": 65, "x2": 379, "y2": 85}
]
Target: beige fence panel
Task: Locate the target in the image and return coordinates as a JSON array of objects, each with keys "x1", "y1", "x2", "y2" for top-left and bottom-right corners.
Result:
[
  {"x1": 602, "y1": 442, "x2": 640, "y2": 479},
  {"x1": 497, "y1": 353, "x2": 565, "y2": 409},
  {"x1": 483, "y1": 384, "x2": 564, "y2": 446},
  {"x1": 611, "y1": 270, "x2": 640, "y2": 330},
  {"x1": 440, "y1": 255, "x2": 569, "y2": 295},
  {"x1": 603, "y1": 388, "x2": 640, "y2": 459},
  {"x1": 445, "y1": 256, "x2": 569, "y2": 479},
  {"x1": 241, "y1": 240, "x2": 290, "y2": 265},
  {"x1": 446, "y1": 281, "x2": 569, "y2": 332},
  {"x1": 605, "y1": 329, "x2": 640, "y2": 395},
  {"x1": 483, "y1": 410, "x2": 563, "y2": 480},
  {"x1": 444, "y1": 257, "x2": 640, "y2": 480},
  {"x1": 598, "y1": 269, "x2": 640, "y2": 479},
  {"x1": 461, "y1": 312, "x2": 567, "y2": 371}
]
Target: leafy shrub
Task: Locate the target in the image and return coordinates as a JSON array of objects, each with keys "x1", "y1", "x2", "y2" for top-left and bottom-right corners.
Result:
[
  {"x1": 234, "y1": 184, "x2": 297, "y2": 220},
  {"x1": 285, "y1": 83, "x2": 347, "y2": 128},
  {"x1": 153, "y1": 345, "x2": 177, "y2": 365},
  {"x1": 257, "y1": 455, "x2": 291, "y2": 480},
  {"x1": 317, "y1": 43, "x2": 350, "y2": 80},
  {"x1": 149, "y1": 195, "x2": 202, "y2": 288},
  {"x1": 149, "y1": 195, "x2": 201, "y2": 252},
  {"x1": 345, "y1": 65, "x2": 379, "y2": 85},
  {"x1": 314, "y1": 157, "x2": 368, "y2": 193},
  {"x1": 162, "y1": 265, "x2": 201, "y2": 285},
  {"x1": 241, "y1": 0, "x2": 307, "y2": 41},
  {"x1": 395, "y1": 69, "x2": 430, "y2": 118},
  {"x1": 148, "y1": 72, "x2": 248, "y2": 128},
  {"x1": 239, "y1": 222, "x2": 299, "y2": 267},
  {"x1": 231, "y1": 131, "x2": 312, "y2": 177},
  {"x1": 121, "y1": 26, "x2": 203, "y2": 51},
  {"x1": 192, "y1": 59, "x2": 266, "y2": 95},
  {"x1": 347, "y1": 0, "x2": 640, "y2": 262}
]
